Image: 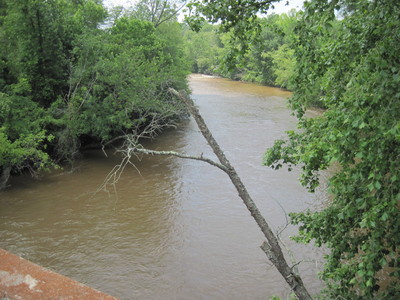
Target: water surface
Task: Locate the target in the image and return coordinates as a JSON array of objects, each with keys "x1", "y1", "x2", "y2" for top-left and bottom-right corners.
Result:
[{"x1": 0, "y1": 75, "x2": 325, "y2": 299}]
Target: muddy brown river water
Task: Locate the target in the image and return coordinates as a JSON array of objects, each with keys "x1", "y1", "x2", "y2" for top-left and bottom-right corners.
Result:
[{"x1": 0, "y1": 75, "x2": 325, "y2": 299}]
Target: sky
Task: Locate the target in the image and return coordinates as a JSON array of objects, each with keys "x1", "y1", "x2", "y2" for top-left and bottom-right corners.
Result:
[
  {"x1": 270, "y1": 0, "x2": 304, "y2": 14},
  {"x1": 103, "y1": 0, "x2": 305, "y2": 15}
]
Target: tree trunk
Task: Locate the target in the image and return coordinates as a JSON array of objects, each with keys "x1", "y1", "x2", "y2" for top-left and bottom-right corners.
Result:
[
  {"x1": 0, "y1": 166, "x2": 11, "y2": 191},
  {"x1": 169, "y1": 88, "x2": 313, "y2": 300}
]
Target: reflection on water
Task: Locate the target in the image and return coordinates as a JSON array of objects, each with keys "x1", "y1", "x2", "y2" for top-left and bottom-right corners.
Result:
[{"x1": 0, "y1": 75, "x2": 325, "y2": 299}]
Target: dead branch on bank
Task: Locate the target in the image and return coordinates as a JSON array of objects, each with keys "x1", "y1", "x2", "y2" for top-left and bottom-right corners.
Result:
[{"x1": 102, "y1": 88, "x2": 313, "y2": 300}]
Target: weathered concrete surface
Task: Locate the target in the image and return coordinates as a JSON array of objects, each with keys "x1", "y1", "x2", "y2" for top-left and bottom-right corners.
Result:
[{"x1": 0, "y1": 248, "x2": 118, "y2": 299}]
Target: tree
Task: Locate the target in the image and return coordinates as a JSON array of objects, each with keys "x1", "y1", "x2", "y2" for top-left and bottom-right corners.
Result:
[
  {"x1": 0, "y1": 0, "x2": 190, "y2": 188},
  {"x1": 0, "y1": 0, "x2": 106, "y2": 186},
  {"x1": 185, "y1": 0, "x2": 279, "y2": 62},
  {"x1": 240, "y1": 14, "x2": 285, "y2": 85},
  {"x1": 0, "y1": 80, "x2": 53, "y2": 189},
  {"x1": 183, "y1": 5, "x2": 299, "y2": 88},
  {"x1": 269, "y1": 43, "x2": 295, "y2": 89},
  {"x1": 0, "y1": 0, "x2": 106, "y2": 107},
  {"x1": 267, "y1": 10, "x2": 298, "y2": 90},
  {"x1": 55, "y1": 16, "x2": 190, "y2": 160},
  {"x1": 187, "y1": 0, "x2": 400, "y2": 298},
  {"x1": 155, "y1": 21, "x2": 191, "y2": 88},
  {"x1": 130, "y1": 0, "x2": 187, "y2": 27},
  {"x1": 182, "y1": 22, "x2": 226, "y2": 74}
]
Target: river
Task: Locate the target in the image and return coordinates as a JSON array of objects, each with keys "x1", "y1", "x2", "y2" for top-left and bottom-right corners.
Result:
[{"x1": 0, "y1": 75, "x2": 325, "y2": 299}]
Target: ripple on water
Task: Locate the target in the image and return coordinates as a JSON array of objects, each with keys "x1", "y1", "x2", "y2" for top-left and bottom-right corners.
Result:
[{"x1": 0, "y1": 76, "x2": 325, "y2": 299}]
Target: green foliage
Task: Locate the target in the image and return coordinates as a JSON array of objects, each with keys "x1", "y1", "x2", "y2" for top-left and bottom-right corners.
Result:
[
  {"x1": 239, "y1": 11, "x2": 299, "y2": 87},
  {"x1": 191, "y1": 0, "x2": 400, "y2": 298},
  {"x1": 182, "y1": 22, "x2": 226, "y2": 74},
  {"x1": 183, "y1": 10, "x2": 299, "y2": 88},
  {"x1": 240, "y1": 14, "x2": 293, "y2": 85},
  {"x1": 240, "y1": 15, "x2": 281, "y2": 84},
  {"x1": 0, "y1": 0, "x2": 190, "y2": 186},
  {"x1": 49, "y1": 16, "x2": 190, "y2": 162},
  {"x1": 0, "y1": 0, "x2": 107, "y2": 107},
  {"x1": 68, "y1": 17, "x2": 189, "y2": 142},
  {"x1": 186, "y1": 0, "x2": 278, "y2": 39},
  {"x1": 0, "y1": 0, "x2": 107, "y2": 168},
  {"x1": 0, "y1": 80, "x2": 52, "y2": 173},
  {"x1": 269, "y1": 293, "x2": 298, "y2": 300},
  {"x1": 129, "y1": 0, "x2": 184, "y2": 27},
  {"x1": 269, "y1": 44, "x2": 295, "y2": 89},
  {"x1": 185, "y1": 0, "x2": 279, "y2": 69},
  {"x1": 265, "y1": 1, "x2": 400, "y2": 298},
  {"x1": 156, "y1": 21, "x2": 191, "y2": 87}
]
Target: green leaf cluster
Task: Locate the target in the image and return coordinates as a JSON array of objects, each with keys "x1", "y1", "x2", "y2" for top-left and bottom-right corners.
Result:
[
  {"x1": 265, "y1": 1, "x2": 400, "y2": 298},
  {"x1": 0, "y1": 86, "x2": 52, "y2": 173}
]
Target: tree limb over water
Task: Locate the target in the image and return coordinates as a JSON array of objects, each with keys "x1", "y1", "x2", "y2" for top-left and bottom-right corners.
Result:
[
  {"x1": 132, "y1": 147, "x2": 229, "y2": 173},
  {"x1": 103, "y1": 88, "x2": 313, "y2": 299},
  {"x1": 168, "y1": 88, "x2": 313, "y2": 300}
]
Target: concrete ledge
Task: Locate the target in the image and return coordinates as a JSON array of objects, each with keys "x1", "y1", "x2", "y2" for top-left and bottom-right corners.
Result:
[{"x1": 0, "y1": 248, "x2": 118, "y2": 299}]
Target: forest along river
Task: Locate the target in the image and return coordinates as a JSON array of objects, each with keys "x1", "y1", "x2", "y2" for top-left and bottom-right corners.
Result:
[{"x1": 0, "y1": 74, "x2": 326, "y2": 299}]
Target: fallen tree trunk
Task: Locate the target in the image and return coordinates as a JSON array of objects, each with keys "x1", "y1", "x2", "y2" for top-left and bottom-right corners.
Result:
[
  {"x1": 106, "y1": 88, "x2": 313, "y2": 299},
  {"x1": 167, "y1": 88, "x2": 313, "y2": 300}
]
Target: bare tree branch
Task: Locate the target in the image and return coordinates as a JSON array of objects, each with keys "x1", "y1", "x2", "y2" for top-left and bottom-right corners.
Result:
[
  {"x1": 101, "y1": 87, "x2": 313, "y2": 299},
  {"x1": 167, "y1": 88, "x2": 313, "y2": 300},
  {"x1": 131, "y1": 0, "x2": 188, "y2": 28},
  {"x1": 154, "y1": 1, "x2": 187, "y2": 27},
  {"x1": 130, "y1": 147, "x2": 229, "y2": 172}
]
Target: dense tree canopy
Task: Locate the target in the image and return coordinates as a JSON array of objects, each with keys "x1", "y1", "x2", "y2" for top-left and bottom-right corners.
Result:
[
  {"x1": 0, "y1": 0, "x2": 190, "y2": 188},
  {"x1": 187, "y1": 0, "x2": 400, "y2": 298}
]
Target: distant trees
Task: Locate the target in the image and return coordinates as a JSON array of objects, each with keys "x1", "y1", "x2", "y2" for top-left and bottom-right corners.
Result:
[
  {"x1": 0, "y1": 0, "x2": 190, "y2": 189},
  {"x1": 182, "y1": 22, "x2": 225, "y2": 74},
  {"x1": 182, "y1": 11, "x2": 298, "y2": 90}
]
